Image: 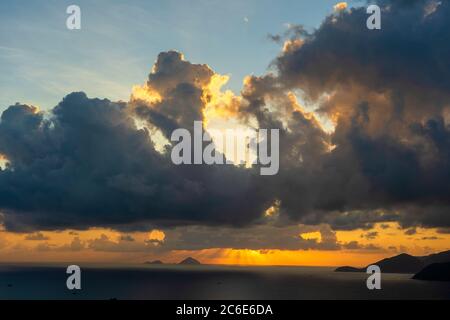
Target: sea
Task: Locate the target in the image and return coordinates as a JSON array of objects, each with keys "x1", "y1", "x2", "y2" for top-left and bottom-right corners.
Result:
[{"x1": 0, "y1": 264, "x2": 449, "y2": 300}]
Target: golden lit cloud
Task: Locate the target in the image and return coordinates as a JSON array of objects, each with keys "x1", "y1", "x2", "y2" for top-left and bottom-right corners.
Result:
[
  {"x1": 333, "y1": 2, "x2": 348, "y2": 12},
  {"x1": 200, "y1": 73, "x2": 262, "y2": 166},
  {"x1": 264, "y1": 200, "x2": 280, "y2": 218},
  {"x1": 148, "y1": 229, "x2": 165, "y2": 242},
  {"x1": 282, "y1": 39, "x2": 304, "y2": 53},
  {"x1": 130, "y1": 84, "x2": 162, "y2": 105},
  {"x1": 201, "y1": 73, "x2": 242, "y2": 126}
]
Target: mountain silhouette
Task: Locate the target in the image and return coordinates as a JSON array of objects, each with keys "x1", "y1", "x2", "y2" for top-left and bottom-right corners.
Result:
[
  {"x1": 334, "y1": 266, "x2": 365, "y2": 272},
  {"x1": 371, "y1": 253, "x2": 424, "y2": 273},
  {"x1": 420, "y1": 250, "x2": 450, "y2": 265},
  {"x1": 412, "y1": 262, "x2": 450, "y2": 281},
  {"x1": 335, "y1": 250, "x2": 450, "y2": 274},
  {"x1": 178, "y1": 257, "x2": 201, "y2": 265}
]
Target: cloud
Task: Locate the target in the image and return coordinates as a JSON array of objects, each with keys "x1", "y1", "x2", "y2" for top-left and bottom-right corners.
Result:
[
  {"x1": 120, "y1": 234, "x2": 135, "y2": 242},
  {"x1": 251, "y1": 0, "x2": 450, "y2": 230},
  {"x1": 39, "y1": 223, "x2": 347, "y2": 253},
  {"x1": 404, "y1": 228, "x2": 417, "y2": 236},
  {"x1": 24, "y1": 232, "x2": 49, "y2": 241},
  {"x1": 361, "y1": 231, "x2": 378, "y2": 240},
  {"x1": 130, "y1": 51, "x2": 214, "y2": 135},
  {"x1": 342, "y1": 241, "x2": 383, "y2": 251},
  {"x1": 421, "y1": 236, "x2": 441, "y2": 240},
  {"x1": 157, "y1": 223, "x2": 340, "y2": 251},
  {"x1": 0, "y1": 88, "x2": 269, "y2": 231},
  {"x1": 35, "y1": 243, "x2": 53, "y2": 252},
  {"x1": 88, "y1": 234, "x2": 155, "y2": 252},
  {"x1": 0, "y1": 235, "x2": 9, "y2": 249},
  {"x1": 0, "y1": 0, "x2": 449, "y2": 243}
]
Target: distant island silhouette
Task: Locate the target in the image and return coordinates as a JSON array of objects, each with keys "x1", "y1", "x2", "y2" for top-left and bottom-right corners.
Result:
[
  {"x1": 335, "y1": 250, "x2": 450, "y2": 281},
  {"x1": 178, "y1": 257, "x2": 201, "y2": 265},
  {"x1": 144, "y1": 257, "x2": 202, "y2": 265},
  {"x1": 412, "y1": 262, "x2": 450, "y2": 281}
]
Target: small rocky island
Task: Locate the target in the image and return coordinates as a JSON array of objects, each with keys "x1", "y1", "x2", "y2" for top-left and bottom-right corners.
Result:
[
  {"x1": 178, "y1": 257, "x2": 201, "y2": 265},
  {"x1": 143, "y1": 257, "x2": 202, "y2": 265}
]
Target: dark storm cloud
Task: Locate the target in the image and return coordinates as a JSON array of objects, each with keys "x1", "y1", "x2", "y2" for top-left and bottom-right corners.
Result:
[
  {"x1": 421, "y1": 236, "x2": 440, "y2": 240},
  {"x1": 0, "y1": 91, "x2": 269, "y2": 231},
  {"x1": 241, "y1": 0, "x2": 450, "y2": 230},
  {"x1": 362, "y1": 231, "x2": 378, "y2": 240},
  {"x1": 157, "y1": 223, "x2": 340, "y2": 251},
  {"x1": 1, "y1": 0, "x2": 450, "y2": 234},
  {"x1": 131, "y1": 51, "x2": 214, "y2": 136},
  {"x1": 276, "y1": 0, "x2": 450, "y2": 98}
]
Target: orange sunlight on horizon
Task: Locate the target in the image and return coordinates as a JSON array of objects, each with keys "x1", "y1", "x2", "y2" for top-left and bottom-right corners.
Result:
[{"x1": 0, "y1": 222, "x2": 448, "y2": 267}]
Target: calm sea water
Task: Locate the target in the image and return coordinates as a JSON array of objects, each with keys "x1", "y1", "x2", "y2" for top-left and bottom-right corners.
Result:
[{"x1": 0, "y1": 264, "x2": 449, "y2": 300}]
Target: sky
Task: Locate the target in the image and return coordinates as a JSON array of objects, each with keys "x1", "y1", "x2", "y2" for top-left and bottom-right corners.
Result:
[
  {"x1": 0, "y1": 0, "x2": 450, "y2": 266},
  {"x1": 0, "y1": 0, "x2": 349, "y2": 110}
]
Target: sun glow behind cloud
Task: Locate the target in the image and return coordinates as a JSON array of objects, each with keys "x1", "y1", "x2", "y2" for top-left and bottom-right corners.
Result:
[
  {"x1": 131, "y1": 84, "x2": 162, "y2": 105},
  {"x1": 130, "y1": 65, "x2": 261, "y2": 166}
]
